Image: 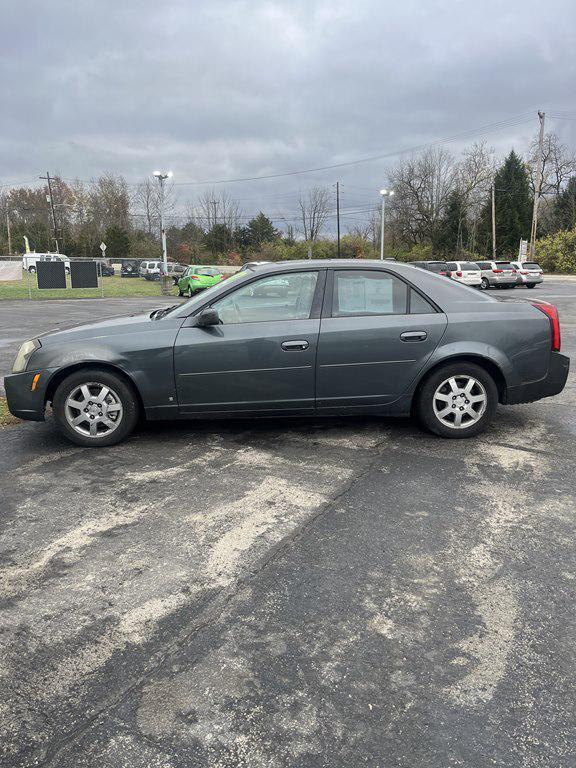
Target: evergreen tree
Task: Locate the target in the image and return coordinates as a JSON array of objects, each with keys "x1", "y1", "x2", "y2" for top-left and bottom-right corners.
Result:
[
  {"x1": 247, "y1": 212, "x2": 278, "y2": 250},
  {"x1": 478, "y1": 150, "x2": 532, "y2": 257},
  {"x1": 435, "y1": 190, "x2": 469, "y2": 255},
  {"x1": 554, "y1": 176, "x2": 576, "y2": 231},
  {"x1": 205, "y1": 223, "x2": 233, "y2": 254},
  {"x1": 104, "y1": 225, "x2": 130, "y2": 260}
]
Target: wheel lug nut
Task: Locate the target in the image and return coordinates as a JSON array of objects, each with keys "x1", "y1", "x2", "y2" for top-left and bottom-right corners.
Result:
[
  {"x1": 452, "y1": 404, "x2": 456, "y2": 408},
  {"x1": 90, "y1": 415, "x2": 95, "y2": 419},
  {"x1": 459, "y1": 406, "x2": 464, "y2": 411}
]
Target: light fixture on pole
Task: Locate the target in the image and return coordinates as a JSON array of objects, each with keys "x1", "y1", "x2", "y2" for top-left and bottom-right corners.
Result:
[
  {"x1": 153, "y1": 171, "x2": 173, "y2": 272},
  {"x1": 379, "y1": 189, "x2": 394, "y2": 261}
]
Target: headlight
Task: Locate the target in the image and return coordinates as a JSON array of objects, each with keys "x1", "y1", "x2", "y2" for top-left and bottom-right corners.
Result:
[{"x1": 12, "y1": 339, "x2": 41, "y2": 374}]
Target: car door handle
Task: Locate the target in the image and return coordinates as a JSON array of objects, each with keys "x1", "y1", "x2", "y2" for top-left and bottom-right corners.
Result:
[
  {"x1": 281, "y1": 340, "x2": 309, "y2": 351},
  {"x1": 400, "y1": 331, "x2": 427, "y2": 342}
]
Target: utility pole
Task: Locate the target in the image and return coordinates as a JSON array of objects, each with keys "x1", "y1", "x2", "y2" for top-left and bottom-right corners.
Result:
[
  {"x1": 529, "y1": 110, "x2": 546, "y2": 260},
  {"x1": 210, "y1": 200, "x2": 218, "y2": 228},
  {"x1": 6, "y1": 211, "x2": 12, "y2": 256},
  {"x1": 491, "y1": 183, "x2": 497, "y2": 261},
  {"x1": 39, "y1": 172, "x2": 60, "y2": 252},
  {"x1": 336, "y1": 182, "x2": 341, "y2": 258}
]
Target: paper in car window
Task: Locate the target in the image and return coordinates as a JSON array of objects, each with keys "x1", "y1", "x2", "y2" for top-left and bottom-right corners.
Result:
[{"x1": 338, "y1": 277, "x2": 393, "y2": 313}]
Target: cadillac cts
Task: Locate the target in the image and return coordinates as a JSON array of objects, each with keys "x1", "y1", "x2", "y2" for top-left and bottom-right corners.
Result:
[{"x1": 5, "y1": 260, "x2": 569, "y2": 447}]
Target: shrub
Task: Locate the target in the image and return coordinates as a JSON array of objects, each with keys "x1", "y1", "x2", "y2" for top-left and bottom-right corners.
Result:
[{"x1": 536, "y1": 228, "x2": 576, "y2": 273}]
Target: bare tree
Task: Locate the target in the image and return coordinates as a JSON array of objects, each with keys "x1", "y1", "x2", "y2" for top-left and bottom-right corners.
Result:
[
  {"x1": 528, "y1": 132, "x2": 576, "y2": 198},
  {"x1": 133, "y1": 177, "x2": 177, "y2": 234},
  {"x1": 193, "y1": 188, "x2": 241, "y2": 230},
  {"x1": 387, "y1": 147, "x2": 456, "y2": 245},
  {"x1": 456, "y1": 142, "x2": 496, "y2": 252},
  {"x1": 298, "y1": 186, "x2": 331, "y2": 241}
]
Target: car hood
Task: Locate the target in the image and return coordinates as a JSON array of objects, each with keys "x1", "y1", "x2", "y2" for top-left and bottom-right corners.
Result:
[{"x1": 37, "y1": 310, "x2": 177, "y2": 345}]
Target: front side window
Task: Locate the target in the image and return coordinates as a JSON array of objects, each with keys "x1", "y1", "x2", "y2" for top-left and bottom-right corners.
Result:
[
  {"x1": 213, "y1": 271, "x2": 319, "y2": 324},
  {"x1": 332, "y1": 271, "x2": 407, "y2": 317}
]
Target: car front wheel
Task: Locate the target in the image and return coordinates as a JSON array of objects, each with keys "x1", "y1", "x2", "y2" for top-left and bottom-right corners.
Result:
[
  {"x1": 480, "y1": 277, "x2": 489, "y2": 290},
  {"x1": 417, "y1": 362, "x2": 498, "y2": 439},
  {"x1": 52, "y1": 368, "x2": 139, "y2": 447},
  {"x1": 526, "y1": 283, "x2": 536, "y2": 289}
]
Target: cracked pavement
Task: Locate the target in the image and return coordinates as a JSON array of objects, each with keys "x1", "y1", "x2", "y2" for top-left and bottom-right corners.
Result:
[{"x1": 0, "y1": 282, "x2": 575, "y2": 767}]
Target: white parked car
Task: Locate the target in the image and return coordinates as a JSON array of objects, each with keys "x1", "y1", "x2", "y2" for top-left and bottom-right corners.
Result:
[
  {"x1": 22, "y1": 253, "x2": 71, "y2": 274},
  {"x1": 139, "y1": 260, "x2": 162, "y2": 280},
  {"x1": 510, "y1": 261, "x2": 543, "y2": 289},
  {"x1": 446, "y1": 261, "x2": 482, "y2": 287}
]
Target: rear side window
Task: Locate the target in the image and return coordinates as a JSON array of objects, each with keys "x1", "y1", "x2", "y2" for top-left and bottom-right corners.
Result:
[
  {"x1": 410, "y1": 290, "x2": 435, "y2": 314},
  {"x1": 332, "y1": 271, "x2": 407, "y2": 317},
  {"x1": 426, "y1": 262, "x2": 448, "y2": 273}
]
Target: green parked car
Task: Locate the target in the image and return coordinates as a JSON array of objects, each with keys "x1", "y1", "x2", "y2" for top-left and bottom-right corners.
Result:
[{"x1": 177, "y1": 266, "x2": 224, "y2": 296}]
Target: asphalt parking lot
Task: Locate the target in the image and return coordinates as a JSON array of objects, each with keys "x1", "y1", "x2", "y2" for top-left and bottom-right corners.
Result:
[{"x1": 1, "y1": 280, "x2": 575, "y2": 767}]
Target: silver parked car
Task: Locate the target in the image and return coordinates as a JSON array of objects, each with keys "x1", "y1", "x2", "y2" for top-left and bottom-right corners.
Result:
[
  {"x1": 510, "y1": 261, "x2": 543, "y2": 289},
  {"x1": 475, "y1": 260, "x2": 518, "y2": 290}
]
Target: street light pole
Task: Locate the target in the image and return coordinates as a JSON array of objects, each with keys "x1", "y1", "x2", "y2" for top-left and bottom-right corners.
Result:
[
  {"x1": 153, "y1": 171, "x2": 172, "y2": 272},
  {"x1": 379, "y1": 189, "x2": 394, "y2": 260}
]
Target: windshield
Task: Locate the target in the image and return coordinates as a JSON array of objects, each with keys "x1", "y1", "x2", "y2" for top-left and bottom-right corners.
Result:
[
  {"x1": 460, "y1": 262, "x2": 481, "y2": 270},
  {"x1": 196, "y1": 267, "x2": 220, "y2": 276},
  {"x1": 495, "y1": 263, "x2": 515, "y2": 270},
  {"x1": 427, "y1": 262, "x2": 448, "y2": 273},
  {"x1": 523, "y1": 262, "x2": 541, "y2": 269}
]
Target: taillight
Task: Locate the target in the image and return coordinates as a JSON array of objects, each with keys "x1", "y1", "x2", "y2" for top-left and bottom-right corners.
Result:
[
  {"x1": 493, "y1": 269, "x2": 503, "y2": 273},
  {"x1": 533, "y1": 302, "x2": 561, "y2": 352},
  {"x1": 439, "y1": 271, "x2": 446, "y2": 276},
  {"x1": 520, "y1": 270, "x2": 529, "y2": 275},
  {"x1": 190, "y1": 275, "x2": 199, "y2": 280},
  {"x1": 456, "y1": 271, "x2": 463, "y2": 277}
]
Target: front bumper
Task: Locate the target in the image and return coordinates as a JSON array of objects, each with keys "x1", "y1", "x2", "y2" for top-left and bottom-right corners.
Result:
[
  {"x1": 505, "y1": 352, "x2": 570, "y2": 404},
  {"x1": 4, "y1": 369, "x2": 55, "y2": 421}
]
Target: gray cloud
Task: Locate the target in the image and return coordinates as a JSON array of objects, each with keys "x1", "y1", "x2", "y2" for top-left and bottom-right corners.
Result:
[{"x1": 1, "y1": 0, "x2": 575, "y2": 221}]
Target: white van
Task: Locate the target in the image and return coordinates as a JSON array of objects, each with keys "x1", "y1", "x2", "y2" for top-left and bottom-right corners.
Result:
[{"x1": 22, "y1": 253, "x2": 71, "y2": 274}]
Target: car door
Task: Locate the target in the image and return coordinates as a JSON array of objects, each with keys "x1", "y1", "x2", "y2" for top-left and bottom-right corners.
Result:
[
  {"x1": 316, "y1": 269, "x2": 447, "y2": 409},
  {"x1": 174, "y1": 269, "x2": 324, "y2": 415}
]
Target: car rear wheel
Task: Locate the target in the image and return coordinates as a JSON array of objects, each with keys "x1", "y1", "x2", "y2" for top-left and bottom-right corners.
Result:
[
  {"x1": 526, "y1": 283, "x2": 536, "y2": 289},
  {"x1": 187, "y1": 285, "x2": 194, "y2": 297},
  {"x1": 52, "y1": 368, "x2": 139, "y2": 447},
  {"x1": 417, "y1": 362, "x2": 498, "y2": 439},
  {"x1": 480, "y1": 277, "x2": 489, "y2": 290}
]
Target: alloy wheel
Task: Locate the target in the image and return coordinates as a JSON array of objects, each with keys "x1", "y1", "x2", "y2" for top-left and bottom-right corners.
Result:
[
  {"x1": 64, "y1": 382, "x2": 124, "y2": 438},
  {"x1": 432, "y1": 375, "x2": 487, "y2": 429}
]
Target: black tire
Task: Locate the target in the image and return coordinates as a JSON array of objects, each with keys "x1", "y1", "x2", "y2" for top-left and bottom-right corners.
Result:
[
  {"x1": 187, "y1": 285, "x2": 194, "y2": 298},
  {"x1": 52, "y1": 368, "x2": 139, "y2": 447},
  {"x1": 480, "y1": 277, "x2": 489, "y2": 290},
  {"x1": 416, "y1": 362, "x2": 498, "y2": 439},
  {"x1": 178, "y1": 289, "x2": 184, "y2": 296},
  {"x1": 526, "y1": 283, "x2": 536, "y2": 289}
]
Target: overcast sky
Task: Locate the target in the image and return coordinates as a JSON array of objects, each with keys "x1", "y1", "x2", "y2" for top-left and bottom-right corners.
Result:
[{"x1": 2, "y1": 0, "x2": 575, "y2": 225}]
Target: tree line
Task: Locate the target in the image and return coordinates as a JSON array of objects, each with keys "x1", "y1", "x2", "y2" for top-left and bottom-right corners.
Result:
[{"x1": 1, "y1": 130, "x2": 575, "y2": 271}]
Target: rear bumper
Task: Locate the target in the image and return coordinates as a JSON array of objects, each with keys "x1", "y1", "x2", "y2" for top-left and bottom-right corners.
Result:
[
  {"x1": 505, "y1": 352, "x2": 570, "y2": 404},
  {"x1": 4, "y1": 369, "x2": 55, "y2": 421}
]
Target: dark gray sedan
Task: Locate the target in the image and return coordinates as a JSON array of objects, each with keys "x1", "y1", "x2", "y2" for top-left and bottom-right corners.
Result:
[{"x1": 5, "y1": 260, "x2": 569, "y2": 447}]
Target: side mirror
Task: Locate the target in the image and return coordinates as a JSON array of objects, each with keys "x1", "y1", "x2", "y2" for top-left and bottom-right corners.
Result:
[{"x1": 195, "y1": 308, "x2": 220, "y2": 327}]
